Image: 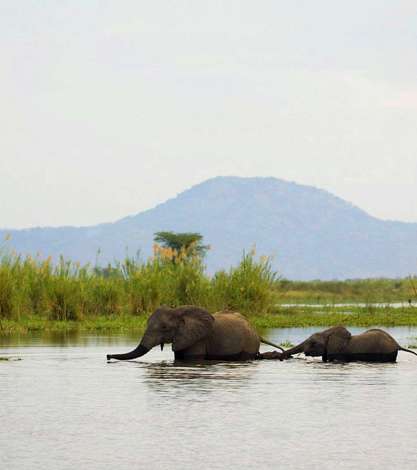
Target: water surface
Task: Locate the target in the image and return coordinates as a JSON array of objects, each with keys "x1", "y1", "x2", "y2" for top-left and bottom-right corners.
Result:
[
  {"x1": 278, "y1": 301, "x2": 414, "y2": 309},
  {"x1": 1, "y1": 327, "x2": 417, "y2": 470}
]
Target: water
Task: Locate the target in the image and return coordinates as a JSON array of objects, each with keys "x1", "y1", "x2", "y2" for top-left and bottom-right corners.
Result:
[
  {"x1": 279, "y1": 301, "x2": 412, "y2": 308},
  {"x1": 1, "y1": 327, "x2": 417, "y2": 470}
]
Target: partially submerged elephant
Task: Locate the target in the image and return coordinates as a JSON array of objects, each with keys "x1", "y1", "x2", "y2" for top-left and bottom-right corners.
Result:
[
  {"x1": 279, "y1": 326, "x2": 417, "y2": 363},
  {"x1": 107, "y1": 306, "x2": 283, "y2": 362}
]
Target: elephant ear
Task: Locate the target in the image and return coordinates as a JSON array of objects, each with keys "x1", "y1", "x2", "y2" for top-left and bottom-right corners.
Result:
[
  {"x1": 173, "y1": 306, "x2": 214, "y2": 352},
  {"x1": 325, "y1": 326, "x2": 351, "y2": 355}
]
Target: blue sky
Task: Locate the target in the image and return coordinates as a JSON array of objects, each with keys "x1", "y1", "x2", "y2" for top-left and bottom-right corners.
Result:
[{"x1": 1, "y1": 1, "x2": 416, "y2": 228}]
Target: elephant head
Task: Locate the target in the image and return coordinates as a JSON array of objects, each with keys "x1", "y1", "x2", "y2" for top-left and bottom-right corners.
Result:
[
  {"x1": 281, "y1": 326, "x2": 351, "y2": 360},
  {"x1": 107, "y1": 306, "x2": 214, "y2": 361}
]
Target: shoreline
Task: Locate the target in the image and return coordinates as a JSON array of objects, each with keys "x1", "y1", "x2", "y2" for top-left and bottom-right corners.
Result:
[{"x1": 1, "y1": 306, "x2": 417, "y2": 336}]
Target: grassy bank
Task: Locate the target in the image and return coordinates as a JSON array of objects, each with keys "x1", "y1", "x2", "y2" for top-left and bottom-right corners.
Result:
[
  {"x1": 2, "y1": 306, "x2": 417, "y2": 336},
  {"x1": 277, "y1": 278, "x2": 417, "y2": 304},
  {"x1": 0, "y1": 315, "x2": 148, "y2": 335},
  {"x1": 253, "y1": 306, "x2": 417, "y2": 328}
]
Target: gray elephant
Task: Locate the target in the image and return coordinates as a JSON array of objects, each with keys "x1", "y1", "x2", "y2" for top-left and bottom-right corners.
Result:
[
  {"x1": 279, "y1": 326, "x2": 417, "y2": 362},
  {"x1": 107, "y1": 305, "x2": 283, "y2": 361}
]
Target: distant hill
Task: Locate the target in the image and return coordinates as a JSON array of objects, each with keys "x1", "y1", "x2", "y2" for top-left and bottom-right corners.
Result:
[{"x1": 1, "y1": 177, "x2": 416, "y2": 280}]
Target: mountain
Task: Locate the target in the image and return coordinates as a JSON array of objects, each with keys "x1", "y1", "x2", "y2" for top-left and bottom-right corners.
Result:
[{"x1": 1, "y1": 177, "x2": 416, "y2": 280}]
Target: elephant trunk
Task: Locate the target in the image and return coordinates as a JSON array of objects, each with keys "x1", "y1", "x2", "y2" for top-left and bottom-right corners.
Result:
[
  {"x1": 281, "y1": 341, "x2": 306, "y2": 359},
  {"x1": 107, "y1": 343, "x2": 150, "y2": 361}
]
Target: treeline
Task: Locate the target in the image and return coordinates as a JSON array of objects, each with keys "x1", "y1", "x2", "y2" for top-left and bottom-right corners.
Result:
[{"x1": 0, "y1": 245, "x2": 277, "y2": 321}]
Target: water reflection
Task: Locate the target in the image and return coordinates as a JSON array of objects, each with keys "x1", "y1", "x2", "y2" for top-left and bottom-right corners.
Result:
[
  {"x1": 0, "y1": 330, "x2": 141, "y2": 348},
  {"x1": 141, "y1": 360, "x2": 257, "y2": 393},
  {"x1": 2, "y1": 325, "x2": 416, "y2": 349}
]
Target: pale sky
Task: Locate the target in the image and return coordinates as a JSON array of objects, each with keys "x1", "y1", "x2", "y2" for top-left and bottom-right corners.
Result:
[{"x1": 1, "y1": 1, "x2": 417, "y2": 228}]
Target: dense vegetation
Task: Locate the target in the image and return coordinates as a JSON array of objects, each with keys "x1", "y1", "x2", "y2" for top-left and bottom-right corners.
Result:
[
  {"x1": 0, "y1": 239, "x2": 416, "y2": 336},
  {"x1": 0, "y1": 245, "x2": 276, "y2": 324}
]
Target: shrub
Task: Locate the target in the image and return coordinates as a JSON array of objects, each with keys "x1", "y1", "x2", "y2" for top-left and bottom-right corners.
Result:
[{"x1": 210, "y1": 252, "x2": 277, "y2": 314}]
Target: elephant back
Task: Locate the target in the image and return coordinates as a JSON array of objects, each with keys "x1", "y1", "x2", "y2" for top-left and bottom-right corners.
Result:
[
  {"x1": 207, "y1": 311, "x2": 260, "y2": 356},
  {"x1": 351, "y1": 329, "x2": 399, "y2": 354}
]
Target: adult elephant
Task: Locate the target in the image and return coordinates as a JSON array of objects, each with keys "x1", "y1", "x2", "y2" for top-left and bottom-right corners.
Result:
[
  {"x1": 107, "y1": 306, "x2": 283, "y2": 361},
  {"x1": 279, "y1": 326, "x2": 417, "y2": 363}
]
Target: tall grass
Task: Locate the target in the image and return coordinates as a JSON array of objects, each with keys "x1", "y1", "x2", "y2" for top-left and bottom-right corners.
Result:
[
  {"x1": 0, "y1": 245, "x2": 277, "y2": 322},
  {"x1": 211, "y1": 252, "x2": 277, "y2": 313}
]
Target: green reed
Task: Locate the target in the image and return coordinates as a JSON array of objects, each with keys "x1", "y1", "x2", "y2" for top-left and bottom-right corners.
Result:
[{"x1": 0, "y1": 248, "x2": 277, "y2": 326}]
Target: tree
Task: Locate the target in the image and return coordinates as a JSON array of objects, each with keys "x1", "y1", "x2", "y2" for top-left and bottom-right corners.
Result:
[{"x1": 153, "y1": 231, "x2": 209, "y2": 260}]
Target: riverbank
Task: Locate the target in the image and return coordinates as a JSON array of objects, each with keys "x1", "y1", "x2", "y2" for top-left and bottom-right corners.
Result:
[
  {"x1": 277, "y1": 278, "x2": 417, "y2": 304},
  {"x1": 0, "y1": 315, "x2": 148, "y2": 335},
  {"x1": 2, "y1": 306, "x2": 416, "y2": 336},
  {"x1": 255, "y1": 305, "x2": 417, "y2": 328}
]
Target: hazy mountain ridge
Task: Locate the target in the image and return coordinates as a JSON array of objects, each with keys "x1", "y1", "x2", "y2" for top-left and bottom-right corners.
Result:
[{"x1": 2, "y1": 177, "x2": 416, "y2": 280}]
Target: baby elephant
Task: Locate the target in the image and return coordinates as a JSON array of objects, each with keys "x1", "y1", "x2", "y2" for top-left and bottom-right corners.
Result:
[{"x1": 280, "y1": 326, "x2": 417, "y2": 363}]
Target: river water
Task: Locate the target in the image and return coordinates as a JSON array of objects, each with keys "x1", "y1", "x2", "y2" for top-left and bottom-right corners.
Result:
[
  {"x1": 1, "y1": 327, "x2": 417, "y2": 470},
  {"x1": 279, "y1": 302, "x2": 412, "y2": 308}
]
